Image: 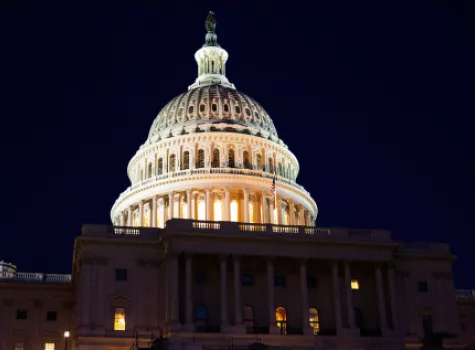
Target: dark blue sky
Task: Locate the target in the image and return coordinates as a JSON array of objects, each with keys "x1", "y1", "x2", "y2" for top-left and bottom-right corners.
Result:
[{"x1": 1, "y1": 1, "x2": 474, "y2": 287}]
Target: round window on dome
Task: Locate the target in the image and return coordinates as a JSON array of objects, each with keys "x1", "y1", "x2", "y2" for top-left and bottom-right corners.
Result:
[
  {"x1": 212, "y1": 103, "x2": 218, "y2": 112},
  {"x1": 199, "y1": 104, "x2": 206, "y2": 113},
  {"x1": 223, "y1": 104, "x2": 229, "y2": 113},
  {"x1": 245, "y1": 108, "x2": 251, "y2": 117},
  {"x1": 188, "y1": 105, "x2": 194, "y2": 114},
  {"x1": 234, "y1": 105, "x2": 241, "y2": 114}
]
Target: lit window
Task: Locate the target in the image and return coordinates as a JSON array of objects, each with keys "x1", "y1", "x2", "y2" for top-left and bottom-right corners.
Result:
[
  {"x1": 214, "y1": 200, "x2": 223, "y2": 221},
  {"x1": 309, "y1": 308, "x2": 319, "y2": 335},
  {"x1": 183, "y1": 151, "x2": 190, "y2": 170},
  {"x1": 114, "y1": 307, "x2": 126, "y2": 331},
  {"x1": 44, "y1": 343, "x2": 55, "y2": 350},
  {"x1": 230, "y1": 200, "x2": 239, "y2": 222},
  {"x1": 173, "y1": 200, "x2": 179, "y2": 218},
  {"x1": 275, "y1": 307, "x2": 287, "y2": 335},
  {"x1": 143, "y1": 206, "x2": 150, "y2": 227},
  {"x1": 197, "y1": 200, "x2": 206, "y2": 220},
  {"x1": 181, "y1": 202, "x2": 188, "y2": 219},
  {"x1": 197, "y1": 149, "x2": 205, "y2": 168},
  {"x1": 169, "y1": 154, "x2": 176, "y2": 172},
  {"x1": 15, "y1": 342, "x2": 24, "y2": 350},
  {"x1": 158, "y1": 204, "x2": 165, "y2": 228},
  {"x1": 351, "y1": 279, "x2": 359, "y2": 290},
  {"x1": 249, "y1": 202, "x2": 255, "y2": 223},
  {"x1": 133, "y1": 210, "x2": 139, "y2": 226},
  {"x1": 212, "y1": 149, "x2": 220, "y2": 168}
]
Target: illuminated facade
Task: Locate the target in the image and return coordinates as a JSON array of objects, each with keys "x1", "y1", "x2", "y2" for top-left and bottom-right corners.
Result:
[{"x1": 0, "y1": 11, "x2": 472, "y2": 350}]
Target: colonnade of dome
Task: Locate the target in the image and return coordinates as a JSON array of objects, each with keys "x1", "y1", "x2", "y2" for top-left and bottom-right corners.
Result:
[{"x1": 110, "y1": 12, "x2": 318, "y2": 228}]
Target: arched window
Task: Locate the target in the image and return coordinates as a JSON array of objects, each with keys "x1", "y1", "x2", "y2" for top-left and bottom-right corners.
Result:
[
  {"x1": 229, "y1": 149, "x2": 235, "y2": 168},
  {"x1": 354, "y1": 308, "x2": 364, "y2": 330},
  {"x1": 197, "y1": 149, "x2": 205, "y2": 168},
  {"x1": 169, "y1": 154, "x2": 176, "y2": 172},
  {"x1": 183, "y1": 151, "x2": 190, "y2": 170},
  {"x1": 268, "y1": 158, "x2": 274, "y2": 173},
  {"x1": 147, "y1": 163, "x2": 152, "y2": 178},
  {"x1": 230, "y1": 200, "x2": 239, "y2": 222},
  {"x1": 256, "y1": 154, "x2": 262, "y2": 170},
  {"x1": 197, "y1": 200, "x2": 206, "y2": 220},
  {"x1": 157, "y1": 158, "x2": 163, "y2": 175},
  {"x1": 243, "y1": 150, "x2": 251, "y2": 169},
  {"x1": 276, "y1": 307, "x2": 287, "y2": 335},
  {"x1": 195, "y1": 304, "x2": 208, "y2": 327},
  {"x1": 212, "y1": 149, "x2": 220, "y2": 168},
  {"x1": 309, "y1": 307, "x2": 320, "y2": 335},
  {"x1": 243, "y1": 305, "x2": 254, "y2": 332},
  {"x1": 249, "y1": 202, "x2": 255, "y2": 223},
  {"x1": 214, "y1": 200, "x2": 223, "y2": 221}
]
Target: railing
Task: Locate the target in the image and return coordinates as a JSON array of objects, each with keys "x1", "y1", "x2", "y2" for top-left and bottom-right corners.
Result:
[
  {"x1": 123, "y1": 167, "x2": 310, "y2": 198},
  {"x1": 456, "y1": 289, "x2": 475, "y2": 300},
  {"x1": 81, "y1": 224, "x2": 160, "y2": 238},
  {"x1": 0, "y1": 271, "x2": 71, "y2": 283},
  {"x1": 397, "y1": 242, "x2": 451, "y2": 255}
]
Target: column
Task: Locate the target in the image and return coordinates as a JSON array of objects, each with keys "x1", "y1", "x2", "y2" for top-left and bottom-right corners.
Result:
[
  {"x1": 331, "y1": 261, "x2": 342, "y2": 333},
  {"x1": 233, "y1": 256, "x2": 242, "y2": 325},
  {"x1": 269, "y1": 198, "x2": 275, "y2": 224},
  {"x1": 168, "y1": 192, "x2": 174, "y2": 220},
  {"x1": 152, "y1": 196, "x2": 157, "y2": 227},
  {"x1": 260, "y1": 193, "x2": 267, "y2": 224},
  {"x1": 185, "y1": 253, "x2": 193, "y2": 326},
  {"x1": 127, "y1": 206, "x2": 132, "y2": 226},
  {"x1": 375, "y1": 264, "x2": 388, "y2": 332},
  {"x1": 187, "y1": 189, "x2": 192, "y2": 219},
  {"x1": 300, "y1": 259, "x2": 311, "y2": 334},
  {"x1": 120, "y1": 212, "x2": 125, "y2": 226},
  {"x1": 298, "y1": 207, "x2": 304, "y2": 226},
  {"x1": 159, "y1": 198, "x2": 166, "y2": 228},
  {"x1": 289, "y1": 200, "x2": 295, "y2": 225},
  {"x1": 205, "y1": 188, "x2": 211, "y2": 220},
  {"x1": 344, "y1": 261, "x2": 355, "y2": 329},
  {"x1": 224, "y1": 188, "x2": 231, "y2": 221},
  {"x1": 191, "y1": 192, "x2": 196, "y2": 219},
  {"x1": 243, "y1": 189, "x2": 249, "y2": 222},
  {"x1": 305, "y1": 211, "x2": 311, "y2": 226},
  {"x1": 220, "y1": 255, "x2": 229, "y2": 325},
  {"x1": 277, "y1": 198, "x2": 283, "y2": 225},
  {"x1": 387, "y1": 264, "x2": 398, "y2": 330},
  {"x1": 267, "y1": 258, "x2": 279, "y2": 333},
  {"x1": 139, "y1": 201, "x2": 144, "y2": 226}
]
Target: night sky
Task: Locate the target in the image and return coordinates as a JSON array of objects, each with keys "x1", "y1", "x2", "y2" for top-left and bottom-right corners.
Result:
[{"x1": 1, "y1": 2, "x2": 474, "y2": 287}]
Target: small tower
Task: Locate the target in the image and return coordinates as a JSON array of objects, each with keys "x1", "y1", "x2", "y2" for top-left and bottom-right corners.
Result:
[{"x1": 189, "y1": 11, "x2": 235, "y2": 90}]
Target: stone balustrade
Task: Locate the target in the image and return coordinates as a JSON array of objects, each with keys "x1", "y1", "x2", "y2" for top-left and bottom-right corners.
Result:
[
  {"x1": 456, "y1": 289, "x2": 475, "y2": 300},
  {"x1": 0, "y1": 271, "x2": 71, "y2": 283}
]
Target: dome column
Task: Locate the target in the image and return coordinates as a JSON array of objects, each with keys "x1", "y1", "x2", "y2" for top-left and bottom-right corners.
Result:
[
  {"x1": 127, "y1": 206, "x2": 132, "y2": 226},
  {"x1": 224, "y1": 187, "x2": 231, "y2": 221},
  {"x1": 260, "y1": 192, "x2": 267, "y2": 224},
  {"x1": 277, "y1": 197, "x2": 283, "y2": 225},
  {"x1": 187, "y1": 189, "x2": 192, "y2": 219},
  {"x1": 269, "y1": 197, "x2": 275, "y2": 224},
  {"x1": 120, "y1": 212, "x2": 125, "y2": 226},
  {"x1": 299, "y1": 206, "x2": 305, "y2": 226},
  {"x1": 243, "y1": 189, "x2": 249, "y2": 222},
  {"x1": 168, "y1": 192, "x2": 174, "y2": 220},
  {"x1": 288, "y1": 199, "x2": 295, "y2": 225},
  {"x1": 139, "y1": 201, "x2": 144, "y2": 226},
  {"x1": 152, "y1": 195, "x2": 157, "y2": 227},
  {"x1": 158, "y1": 197, "x2": 165, "y2": 228},
  {"x1": 205, "y1": 188, "x2": 211, "y2": 220}
]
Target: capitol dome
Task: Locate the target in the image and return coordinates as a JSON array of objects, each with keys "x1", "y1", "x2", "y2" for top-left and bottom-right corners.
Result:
[{"x1": 111, "y1": 12, "x2": 317, "y2": 229}]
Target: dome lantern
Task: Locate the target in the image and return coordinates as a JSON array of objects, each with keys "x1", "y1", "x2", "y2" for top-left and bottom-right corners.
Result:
[{"x1": 189, "y1": 11, "x2": 234, "y2": 90}]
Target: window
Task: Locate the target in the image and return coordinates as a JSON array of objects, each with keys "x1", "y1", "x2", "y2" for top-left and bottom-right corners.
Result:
[
  {"x1": 188, "y1": 105, "x2": 194, "y2": 114},
  {"x1": 418, "y1": 281, "x2": 428, "y2": 292},
  {"x1": 351, "y1": 279, "x2": 359, "y2": 290},
  {"x1": 422, "y1": 315, "x2": 433, "y2": 336},
  {"x1": 274, "y1": 275, "x2": 287, "y2": 287},
  {"x1": 354, "y1": 308, "x2": 364, "y2": 329},
  {"x1": 234, "y1": 105, "x2": 241, "y2": 114},
  {"x1": 157, "y1": 158, "x2": 163, "y2": 175},
  {"x1": 228, "y1": 149, "x2": 235, "y2": 168},
  {"x1": 169, "y1": 154, "x2": 176, "y2": 172},
  {"x1": 243, "y1": 305, "x2": 254, "y2": 331},
  {"x1": 197, "y1": 200, "x2": 206, "y2": 220},
  {"x1": 44, "y1": 343, "x2": 55, "y2": 350},
  {"x1": 195, "y1": 304, "x2": 208, "y2": 326},
  {"x1": 115, "y1": 268, "x2": 127, "y2": 281},
  {"x1": 147, "y1": 163, "x2": 152, "y2": 178},
  {"x1": 196, "y1": 271, "x2": 207, "y2": 285},
  {"x1": 256, "y1": 154, "x2": 262, "y2": 170},
  {"x1": 278, "y1": 163, "x2": 283, "y2": 176},
  {"x1": 183, "y1": 151, "x2": 190, "y2": 170},
  {"x1": 230, "y1": 200, "x2": 239, "y2": 222},
  {"x1": 276, "y1": 307, "x2": 287, "y2": 335},
  {"x1": 212, "y1": 103, "x2": 217, "y2": 112},
  {"x1": 241, "y1": 274, "x2": 254, "y2": 286},
  {"x1": 16, "y1": 309, "x2": 27, "y2": 320},
  {"x1": 223, "y1": 104, "x2": 229, "y2": 113},
  {"x1": 15, "y1": 342, "x2": 24, "y2": 350},
  {"x1": 114, "y1": 307, "x2": 126, "y2": 331},
  {"x1": 181, "y1": 202, "x2": 188, "y2": 219},
  {"x1": 46, "y1": 310, "x2": 57, "y2": 321},
  {"x1": 307, "y1": 276, "x2": 318, "y2": 289},
  {"x1": 309, "y1": 308, "x2": 320, "y2": 335},
  {"x1": 245, "y1": 107, "x2": 251, "y2": 116},
  {"x1": 214, "y1": 200, "x2": 223, "y2": 221},
  {"x1": 212, "y1": 149, "x2": 220, "y2": 168},
  {"x1": 199, "y1": 104, "x2": 205, "y2": 113},
  {"x1": 197, "y1": 149, "x2": 205, "y2": 168},
  {"x1": 243, "y1": 150, "x2": 251, "y2": 169}
]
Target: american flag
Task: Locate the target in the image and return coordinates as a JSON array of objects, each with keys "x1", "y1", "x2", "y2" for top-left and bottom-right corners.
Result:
[{"x1": 270, "y1": 172, "x2": 276, "y2": 198}]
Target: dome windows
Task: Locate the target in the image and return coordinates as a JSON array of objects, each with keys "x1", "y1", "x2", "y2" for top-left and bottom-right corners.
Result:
[
  {"x1": 188, "y1": 105, "x2": 194, "y2": 114},
  {"x1": 223, "y1": 104, "x2": 229, "y2": 113},
  {"x1": 199, "y1": 104, "x2": 206, "y2": 113},
  {"x1": 197, "y1": 149, "x2": 205, "y2": 168},
  {"x1": 211, "y1": 103, "x2": 218, "y2": 112},
  {"x1": 234, "y1": 105, "x2": 241, "y2": 114},
  {"x1": 245, "y1": 108, "x2": 251, "y2": 117}
]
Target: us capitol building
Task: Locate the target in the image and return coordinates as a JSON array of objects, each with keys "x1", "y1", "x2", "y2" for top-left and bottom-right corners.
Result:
[{"x1": 1, "y1": 12, "x2": 474, "y2": 350}]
